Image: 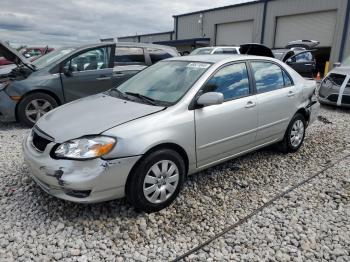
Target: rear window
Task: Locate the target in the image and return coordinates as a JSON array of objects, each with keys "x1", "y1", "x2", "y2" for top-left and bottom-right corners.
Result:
[
  {"x1": 115, "y1": 47, "x2": 145, "y2": 65},
  {"x1": 147, "y1": 48, "x2": 172, "y2": 64},
  {"x1": 213, "y1": 48, "x2": 238, "y2": 54}
]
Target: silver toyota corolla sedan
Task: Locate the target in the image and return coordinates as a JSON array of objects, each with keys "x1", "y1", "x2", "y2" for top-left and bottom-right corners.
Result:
[{"x1": 23, "y1": 55, "x2": 319, "y2": 212}]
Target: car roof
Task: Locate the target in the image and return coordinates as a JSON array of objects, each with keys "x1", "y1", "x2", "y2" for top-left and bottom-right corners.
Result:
[{"x1": 167, "y1": 54, "x2": 277, "y2": 64}]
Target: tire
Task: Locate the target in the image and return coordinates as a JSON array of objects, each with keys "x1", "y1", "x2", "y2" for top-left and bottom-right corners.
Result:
[
  {"x1": 278, "y1": 113, "x2": 306, "y2": 153},
  {"x1": 125, "y1": 149, "x2": 186, "y2": 213},
  {"x1": 17, "y1": 93, "x2": 58, "y2": 127}
]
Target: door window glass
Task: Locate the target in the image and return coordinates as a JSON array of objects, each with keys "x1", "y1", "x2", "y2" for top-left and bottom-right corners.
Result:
[
  {"x1": 203, "y1": 63, "x2": 250, "y2": 101},
  {"x1": 147, "y1": 48, "x2": 172, "y2": 64},
  {"x1": 115, "y1": 47, "x2": 145, "y2": 65},
  {"x1": 282, "y1": 70, "x2": 293, "y2": 86},
  {"x1": 251, "y1": 62, "x2": 285, "y2": 93},
  {"x1": 67, "y1": 47, "x2": 111, "y2": 72}
]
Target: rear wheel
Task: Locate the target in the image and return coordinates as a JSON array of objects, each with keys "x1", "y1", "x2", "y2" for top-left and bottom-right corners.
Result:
[
  {"x1": 17, "y1": 93, "x2": 58, "y2": 127},
  {"x1": 278, "y1": 113, "x2": 306, "y2": 153},
  {"x1": 126, "y1": 149, "x2": 185, "y2": 213}
]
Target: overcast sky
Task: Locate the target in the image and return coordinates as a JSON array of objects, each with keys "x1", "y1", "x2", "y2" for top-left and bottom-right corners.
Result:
[{"x1": 0, "y1": 0, "x2": 253, "y2": 47}]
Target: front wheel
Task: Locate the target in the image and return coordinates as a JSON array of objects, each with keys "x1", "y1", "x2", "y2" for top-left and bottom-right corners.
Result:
[
  {"x1": 278, "y1": 113, "x2": 306, "y2": 153},
  {"x1": 17, "y1": 93, "x2": 58, "y2": 127},
  {"x1": 126, "y1": 149, "x2": 185, "y2": 213}
]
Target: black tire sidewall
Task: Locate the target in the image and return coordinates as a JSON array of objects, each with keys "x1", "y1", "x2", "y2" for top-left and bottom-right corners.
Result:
[
  {"x1": 126, "y1": 149, "x2": 185, "y2": 213},
  {"x1": 17, "y1": 93, "x2": 58, "y2": 127},
  {"x1": 284, "y1": 113, "x2": 306, "y2": 152}
]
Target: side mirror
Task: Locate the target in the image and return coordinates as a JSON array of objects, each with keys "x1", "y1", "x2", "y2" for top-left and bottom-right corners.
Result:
[
  {"x1": 62, "y1": 66, "x2": 73, "y2": 77},
  {"x1": 197, "y1": 92, "x2": 224, "y2": 106},
  {"x1": 333, "y1": 62, "x2": 341, "y2": 67}
]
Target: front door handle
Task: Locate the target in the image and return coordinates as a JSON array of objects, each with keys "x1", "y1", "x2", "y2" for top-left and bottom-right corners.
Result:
[
  {"x1": 96, "y1": 76, "x2": 111, "y2": 81},
  {"x1": 245, "y1": 101, "x2": 256, "y2": 108},
  {"x1": 288, "y1": 91, "x2": 296, "y2": 97}
]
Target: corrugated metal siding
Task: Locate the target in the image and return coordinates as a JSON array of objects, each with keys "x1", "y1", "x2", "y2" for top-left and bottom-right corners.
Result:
[
  {"x1": 177, "y1": 2, "x2": 264, "y2": 45},
  {"x1": 139, "y1": 33, "x2": 172, "y2": 43},
  {"x1": 216, "y1": 20, "x2": 253, "y2": 45},
  {"x1": 344, "y1": 7, "x2": 350, "y2": 60},
  {"x1": 274, "y1": 11, "x2": 337, "y2": 48},
  {"x1": 264, "y1": 0, "x2": 348, "y2": 64},
  {"x1": 118, "y1": 37, "x2": 138, "y2": 43}
]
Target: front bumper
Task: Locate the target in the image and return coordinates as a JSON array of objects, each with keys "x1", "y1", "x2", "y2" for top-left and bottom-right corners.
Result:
[
  {"x1": 22, "y1": 132, "x2": 141, "y2": 203},
  {"x1": 0, "y1": 90, "x2": 17, "y2": 122}
]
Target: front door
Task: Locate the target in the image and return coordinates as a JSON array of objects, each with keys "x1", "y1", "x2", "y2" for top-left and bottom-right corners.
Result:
[
  {"x1": 195, "y1": 62, "x2": 258, "y2": 167},
  {"x1": 250, "y1": 61, "x2": 300, "y2": 143},
  {"x1": 61, "y1": 46, "x2": 113, "y2": 102},
  {"x1": 286, "y1": 51, "x2": 316, "y2": 78}
]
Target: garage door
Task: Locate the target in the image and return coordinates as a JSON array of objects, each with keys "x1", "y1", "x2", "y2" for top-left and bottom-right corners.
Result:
[
  {"x1": 274, "y1": 11, "x2": 337, "y2": 48},
  {"x1": 216, "y1": 20, "x2": 253, "y2": 45}
]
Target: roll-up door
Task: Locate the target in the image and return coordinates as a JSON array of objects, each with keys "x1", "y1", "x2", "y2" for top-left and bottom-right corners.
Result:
[{"x1": 216, "y1": 20, "x2": 253, "y2": 46}]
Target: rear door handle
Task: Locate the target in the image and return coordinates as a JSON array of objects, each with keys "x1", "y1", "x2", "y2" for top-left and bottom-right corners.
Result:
[
  {"x1": 288, "y1": 91, "x2": 296, "y2": 97},
  {"x1": 245, "y1": 101, "x2": 256, "y2": 108},
  {"x1": 96, "y1": 76, "x2": 111, "y2": 80}
]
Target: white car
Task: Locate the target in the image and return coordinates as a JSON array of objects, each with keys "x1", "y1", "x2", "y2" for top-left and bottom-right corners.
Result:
[{"x1": 190, "y1": 46, "x2": 240, "y2": 55}]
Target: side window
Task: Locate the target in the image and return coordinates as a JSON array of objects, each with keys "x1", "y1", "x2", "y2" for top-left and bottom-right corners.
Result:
[
  {"x1": 294, "y1": 52, "x2": 313, "y2": 62},
  {"x1": 202, "y1": 63, "x2": 250, "y2": 101},
  {"x1": 282, "y1": 70, "x2": 293, "y2": 86},
  {"x1": 251, "y1": 62, "x2": 285, "y2": 93},
  {"x1": 147, "y1": 48, "x2": 172, "y2": 64},
  {"x1": 67, "y1": 46, "x2": 111, "y2": 72},
  {"x1": 115, "y1": 47, "x2": 145, "y2": 65}
]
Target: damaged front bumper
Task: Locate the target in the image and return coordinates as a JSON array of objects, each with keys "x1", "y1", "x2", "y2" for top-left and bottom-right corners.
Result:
[{"x1": 22, "y1": 132, "x2": 141, "y2": 203}]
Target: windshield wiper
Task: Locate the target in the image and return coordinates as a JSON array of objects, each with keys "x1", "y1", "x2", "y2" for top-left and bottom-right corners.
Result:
[{"x1": 125, "y1": 92, "x2": 156, "y2": 105}]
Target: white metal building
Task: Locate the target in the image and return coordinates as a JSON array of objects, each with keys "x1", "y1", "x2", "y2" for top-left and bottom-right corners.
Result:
[{"x1": 118, "y1": 0, "x2": 350, "y2": 70}]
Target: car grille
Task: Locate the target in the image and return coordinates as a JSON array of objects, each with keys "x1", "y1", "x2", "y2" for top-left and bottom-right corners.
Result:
[
  {"x1": 32, "y1": 128, "x2": 53, "y2": 152},
  {"x1": 327, "y1": 94, "x2": 339, "y2": 102},
  {"x1": 327, "y1": 73, "x2": 346, "y2": 86}
]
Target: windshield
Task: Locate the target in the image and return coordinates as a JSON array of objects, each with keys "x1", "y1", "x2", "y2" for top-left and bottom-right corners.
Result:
[
  {"x1": 116, "y1": 61, "x2": 211, "y2": 105},
  {"x1": 190, "y1": 48, "x2": 214, "y2": 55},
  {"x1": 32, "y1": 47, "x2": 75, "y2": 69},
  {"x1": 342, "y1": 56, "x2": 350, "y2": 67}
]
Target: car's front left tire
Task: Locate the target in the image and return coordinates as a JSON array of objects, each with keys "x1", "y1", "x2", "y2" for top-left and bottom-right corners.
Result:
[
  {"x1": 125, "y1": 149, "x2": 185, "y2": 213},
  {"x1": 17, "y1": 92, "x2": 58, "y2": 127}
]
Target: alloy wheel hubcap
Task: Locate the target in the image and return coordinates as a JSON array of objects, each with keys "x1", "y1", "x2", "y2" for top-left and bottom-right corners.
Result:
[
  {"x1": 25, "y1": 99, "x2": 53, "y2": 123},
  {"x1": 143, "y1": 160, "x2": 179, "y2": 204},
  {"x1": 290, "y1": 120, "x2": 304, "y2": 147}
]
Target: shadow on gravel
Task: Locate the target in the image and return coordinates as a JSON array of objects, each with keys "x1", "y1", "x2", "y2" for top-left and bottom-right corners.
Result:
[{"x1": 0, "y1": 121, "x2": 28, "y2": 132}]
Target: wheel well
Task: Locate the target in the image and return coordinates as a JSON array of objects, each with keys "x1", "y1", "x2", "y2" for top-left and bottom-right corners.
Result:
[
  {"x1": 125, "y1": 143, "x2": 190, "y2": 189},
  {"x1": 15, "y1": 89, "x2": 62, "y2": 120},
  {"x1": 296, "y1": 108, "x2": 310, "y2": 122}
]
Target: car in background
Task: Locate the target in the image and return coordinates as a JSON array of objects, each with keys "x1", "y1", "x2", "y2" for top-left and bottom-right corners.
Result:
[
  {"x1": 23, "y1": 54, "x2": 319, "y2": 212},
  {"x1": 0, "y1": 46, "x2": 53, "y2": 66},
  {"x1": 190, "y1": 46, "x2": 240, "y2": 55},
  {"x1": 318, "y1": 56, "x2": 350, "y2": 107},
  {"x1": 272, "y1": 40, "x2": 319, "y2": 78},
  {"x1": 0, "y1": 41, "x2": 178, "y2": 126}
]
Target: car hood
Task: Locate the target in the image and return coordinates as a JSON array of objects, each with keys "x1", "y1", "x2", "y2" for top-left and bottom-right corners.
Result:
[
  {"x1": 36, "y1": 93, "x2": 165, "y2": 143},
  {"x1": 0, "y1": 41, "x2": 35, "y2": 71},
  {"x1": 328, "y1": 66, "x2": 350, "y2": 76},
  {"x1": 240, "y1": 43, "x2": 274, "y2": 58}
]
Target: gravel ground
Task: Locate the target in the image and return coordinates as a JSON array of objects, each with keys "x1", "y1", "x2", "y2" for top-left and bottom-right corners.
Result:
[{"x1": 0, "y1": 105, "x2": 349, "y2": 261}]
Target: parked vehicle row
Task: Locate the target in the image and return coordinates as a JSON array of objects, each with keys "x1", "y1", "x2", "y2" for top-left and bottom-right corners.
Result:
[
  {"x1": 23, "y1": 54, "x2": 319, "y2": 212},
  {"x1": 0, "y1": 41, "x2": 178, "y2": 126}
]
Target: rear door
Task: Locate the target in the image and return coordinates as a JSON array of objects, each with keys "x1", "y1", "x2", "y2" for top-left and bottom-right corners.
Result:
[
  {"x1": 195, "y1": 62, "x2": 258, "y2": 167},
  {"x1": 286, "y1": 51, "x2": 316, "y2": 78},
  {"x1": 250, "y1": 61, "x2": 300, "y2": 144},
  {"x1": 60, "y1": 45, "x2": 113, "y2": 102},
  {"x1": 113, "y1": 47, "x2": 148, "y2": 87}
]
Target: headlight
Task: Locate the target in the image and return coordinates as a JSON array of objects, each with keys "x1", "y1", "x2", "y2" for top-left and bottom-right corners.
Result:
[{"x1": 54, "y1": 136, "x2": 116, "y2": 160}]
